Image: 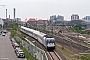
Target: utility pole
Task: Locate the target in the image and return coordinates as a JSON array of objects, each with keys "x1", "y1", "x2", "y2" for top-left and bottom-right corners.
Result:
[
  {"x1": 32, "y1": 41, "x2": 36, "y2": 60},
  {"x1": 36, "y1": 18, "x2": 37, "y2": 30},
  {"x1": 25, "y1": 19, "x2": 27, "y2": 27},
  {"x1": 51, "y1": 20, "x2": 53, "y2": 37}
]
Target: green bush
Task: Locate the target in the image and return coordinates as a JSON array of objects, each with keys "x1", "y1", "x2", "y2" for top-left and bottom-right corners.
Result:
[
  {"x1": 11, "y1": 30, "x2": 16, "y2": 37},
  {"x1": 15, "y1": 38, "x2": 37, "y2": 60},
  {"x1": 80, "y1": 54, "x2": 90, "y2": 60}
]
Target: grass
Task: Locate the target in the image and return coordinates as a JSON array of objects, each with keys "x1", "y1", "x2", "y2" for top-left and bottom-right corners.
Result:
[
  {"x1": 15, "y1": 31, "x2": 30, "y2": 44},
  {"x1": 57, "y1": 44, "x2": 90, "y2": 60},
  {"x1": 56, "y1": 44, "x2": 80, "y2": 60},
  {"x1": 80, "y1": 54, "x2": 90, "y2": 60}
]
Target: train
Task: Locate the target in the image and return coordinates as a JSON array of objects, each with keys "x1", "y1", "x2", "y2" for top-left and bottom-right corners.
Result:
[{"x1": 20, "y1": 26, "x2": 56, "y2": 50}]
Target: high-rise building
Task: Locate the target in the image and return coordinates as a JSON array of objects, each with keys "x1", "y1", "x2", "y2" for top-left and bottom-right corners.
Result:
[
  {"x1": 15, "y1": 18, "x2": 21, "y2": 22},
  {"x1": 50, "y1": 15, "x2": 57, "y2": 20},
  {"x1": 83, "y1": 16, "x2": 90, "y2": 20},
  {"x1": 71, "y1": 14, "x2": 79, "y2": 20},
  {"x1": 57, "y1": 15, "x2": 64, "y2": 20}
]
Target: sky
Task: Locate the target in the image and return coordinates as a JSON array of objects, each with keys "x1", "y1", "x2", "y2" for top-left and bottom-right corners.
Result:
[{"x1": 0, "y1": 0, "x2": 90, "y2": 21}]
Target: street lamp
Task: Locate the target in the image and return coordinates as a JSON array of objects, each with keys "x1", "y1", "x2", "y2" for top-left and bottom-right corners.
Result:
[
  {"x1": 51, "y1": 26, "x2": 53, "y2": 37},
  {"x1": 32, "y1": 41, "x2": 36, "y2": 60},
  {"x1": 50, "y1": 20, "x2": 53, "y2": 37},
  {"x1": 78, "y1": 33, "x2": 80, "y2": 53},
  {"x1": 36, "y1": 18, "x2": 38, "y2": 30},
  {"x1": 25, "y1": 19, "x2": 27, "y2": 27}
]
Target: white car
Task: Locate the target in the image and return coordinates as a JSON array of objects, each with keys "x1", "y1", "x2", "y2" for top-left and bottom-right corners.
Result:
[
  {"x1": 16, "y1": 49, "x2": 25, "y2": 58},
  {"x1": 13, "y1": 43, "x2": 20, "y2": 49},
  {"x1": 2, "y1": 33, "x2": 6, "y2": 36},
  {"x1": 14, "y1": 48, "x2": 21, "y2": 53}
]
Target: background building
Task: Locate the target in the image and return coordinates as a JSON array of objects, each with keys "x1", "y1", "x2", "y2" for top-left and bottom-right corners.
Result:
[
  {"x1": 50, "y1": 15, "x2": 57, "y2": 20},
  {"x1": 15, "y1": 18, "x2": 21, "y2": 22},
  {"x1": 50, "y1": 15, "x2": 64, "y2": 21},
  {"x1": 83, "y1": 16, "x2": 90, "y2": 20},
  {"x1": 0, "y1": 18, "x2": 4, "y2": 28},
  {"x1": 37, "y1": 19, "x2": 49, "y2": 26},
  {"x1": 27, "y1": 18, "x2": 37, "y2": 26},
  {"x1": 71, "y1": 14, "x2": 79, "y2": 20},
  {"x1": 1, "y1": 18, "x2": 9, "y2": 28},
  {"x1": 56, "y1": 15, "x2": 64, "y2": 20}
]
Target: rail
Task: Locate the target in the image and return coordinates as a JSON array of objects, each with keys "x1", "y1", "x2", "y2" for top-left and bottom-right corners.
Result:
[{"x1": 47, "y1": 51, "x2": 62, "y2": 60}]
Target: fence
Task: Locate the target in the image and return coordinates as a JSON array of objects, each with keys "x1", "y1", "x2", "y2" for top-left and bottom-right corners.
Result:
[{"x1": 14, "y1": 36, "x2": 48, "y2": 60}]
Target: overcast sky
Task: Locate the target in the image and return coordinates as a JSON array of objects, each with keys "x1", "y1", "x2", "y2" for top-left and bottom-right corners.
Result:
[{"x1": 0, "y1": 0, "x2": 90, "y2": 21}]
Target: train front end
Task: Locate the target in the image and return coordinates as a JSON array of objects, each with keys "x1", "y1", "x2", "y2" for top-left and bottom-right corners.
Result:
[{"x1": 46, "y1": 38, "x2": 56, "y2": 50}]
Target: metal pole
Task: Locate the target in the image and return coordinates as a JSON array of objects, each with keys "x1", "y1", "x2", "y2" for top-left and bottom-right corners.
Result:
[
  {"x1": 36, "y1": 20, "x2": 37, "y2": 29},
  {"x1": 50, "y1": 20, "x2": 53, "y2": 37},
  {"x1": 51, "y1": 20, "x2": 53, "y2": 37},
  {"x1": 36, "y1": 18, "x2": 37, "y2": 30},
  {"x1": 77, "y1": 33, "x2": 80, "y2": 60},
  {"x1": 25, "y1": 19, "x2": 27, "y2": 27},
  {"x1": 34, "y1": 41, "x2": 36, "y2": 60},
  {"x1": 78, "y1": 33, "x2": 80, "y2": 52},
  {"x1": 32, "y1": 41, "x2": 36, "y2": 60}
]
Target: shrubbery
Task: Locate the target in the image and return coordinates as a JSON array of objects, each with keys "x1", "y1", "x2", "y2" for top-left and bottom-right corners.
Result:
[
  {"x1": 68, "y1": 24, "x2": 90, "y2": 35},
  {"x1": 11, "y1": 30, "x2": 16, "y2": 37},
  {"x1": 10, "y1": 24, "x2": 37, "y2": 60},
  {"x1": 80, "y1": 54, "x2": 90, "y2": 60},
  {"x1": 11, "y1": 31, "x2": 37, "y2": 60},
  {"x1": 15, "y1": 39, "x2": 37, "y2": 60}
]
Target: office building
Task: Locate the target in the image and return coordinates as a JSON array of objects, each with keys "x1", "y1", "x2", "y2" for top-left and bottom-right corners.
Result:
[
  {"x1": 83, "y1": 16, "x2": 90, "y2": 20},
  {"x1": 50, "y1": 15, "x2": 57, "y2": 20},
  {"x1": 57, "y1": 15, "x2": 64, "y2": 20},
  {"x1": 71, "y1": 14, "x2": 79, "y2": 20},
  {"x1": 15, "y1": 18, "x2": 21, "y2": 22}
]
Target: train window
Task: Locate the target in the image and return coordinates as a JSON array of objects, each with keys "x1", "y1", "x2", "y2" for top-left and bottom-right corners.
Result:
[{"x1": 48, "y1": 40, "x2": 54, "y2": 43}]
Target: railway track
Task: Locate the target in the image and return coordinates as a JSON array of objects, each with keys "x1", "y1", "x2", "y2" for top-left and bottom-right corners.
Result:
[
  {"x1": 48, "y1": 32, "x2": 90, "y2": 53},
  {"x1": 19, "y1": 30, "x2": 66, "y2": 60},
  {"x1": 47, "y1": 51, "x2": 62, "y2": 60}
]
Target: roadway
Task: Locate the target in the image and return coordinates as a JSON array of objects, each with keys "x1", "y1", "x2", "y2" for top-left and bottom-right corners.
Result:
[{"x1": 0, "y1": 32, "x2": 25, "y2": 60}]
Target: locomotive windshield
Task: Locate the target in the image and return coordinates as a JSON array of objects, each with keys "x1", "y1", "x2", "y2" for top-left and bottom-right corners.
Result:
[{"x1": 48, "y1": 39, "x2": 54, "y2": 43}]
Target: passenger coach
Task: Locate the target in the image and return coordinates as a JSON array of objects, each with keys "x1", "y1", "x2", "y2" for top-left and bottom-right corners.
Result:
[{"x1": 20, "y1": 26, "x2": 56, "y2": 50}]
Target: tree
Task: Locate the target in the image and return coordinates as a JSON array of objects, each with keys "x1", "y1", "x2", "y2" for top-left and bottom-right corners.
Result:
[
  {"x1": 73, "y1": 24, "x2": 85, "y2": 32},
  {"x1": 7, "y1": 22, "x2": 18, "y2": 31},
  {"x1": 11, "y1": 30, "x2": 16, "y2": 37}
]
